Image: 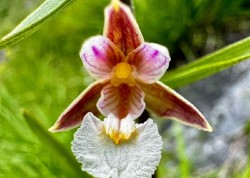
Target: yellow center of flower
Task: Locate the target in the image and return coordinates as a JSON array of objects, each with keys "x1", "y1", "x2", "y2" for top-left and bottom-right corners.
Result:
[
  {"x1": 115, "y1": 62, "x2": 131, "y2": 78},
  {"x1": 104, "y1": 114, "x2": 136, "y2": 144},
  {"x1": 111, "y1": 62, "x2": 136, "y2": 86},
  {"x1": 108, "y1": 129, "x2": 135, "y2": 144}
]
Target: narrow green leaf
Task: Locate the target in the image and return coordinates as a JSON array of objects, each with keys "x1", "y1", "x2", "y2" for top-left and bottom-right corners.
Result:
[
  {"x1": 170, "y1": 36, "x2": 250, "y2": 73},
  {"x1": 163, "y1": 54, "x2": 250, "y2": 88},
  {"x1": 0, "y1": 0, "x2": 76, "y2": 49},
  {"x1": 162, "y1": 36, "x2": 250, "y2": 88},
  {"x1": 173, "y1": 123, "x2": 190, "y2": 178},
  {"x1": 22, "y1": 110, "x2": 91, "y2": 178}
]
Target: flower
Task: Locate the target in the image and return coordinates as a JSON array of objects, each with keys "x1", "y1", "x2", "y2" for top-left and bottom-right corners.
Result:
[
  {"x1": 49, "y1": 0, "x2": 212, "y2": 133},
  {"x1": 72, "y1": 112, "x2": 163, "y2": 178}
]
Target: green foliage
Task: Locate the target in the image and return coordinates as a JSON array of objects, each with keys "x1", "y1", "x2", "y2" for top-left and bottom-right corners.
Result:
[
  {"x1": 162, "y1": 36, "x2": 250, "y2": 88},
  {"x1": 0, "y1": 0, "x2": 250, "y2": 177},
  {"x1": 135, "y1": 0, "x2": 250, "y2": 62},
  {"x1": 173, "y1": 123, "x2": 191, "y2": 178},
  {"x1": 241, "y1": 165, "x2": 250, "y2": 178},
  {"x1": 0, "y1": 1, "x2": 107, "y2": 176},
  {"x1": 22, "y1": 110, "x2": 90, "y2": 177},
  {"x1": 0, "y1": 0, "x2": 76, "y2": 48}
]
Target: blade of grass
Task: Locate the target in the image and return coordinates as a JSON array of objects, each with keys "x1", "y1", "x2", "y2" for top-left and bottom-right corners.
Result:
[
  {"x1": 169, "y1": 36, "x2": 250, "y2": 73},
  {"x1": 0, "y1": 0, "x2": 76, "y2": 49},
  {"x1": 161, "y1": 36, "x2": 250, "y2": 88},
  {"x1": 162, "y1": 53, "x2": 250, "y2": 88},
  {"x1": 173, "y1": 123, "x2": 190, "y2": 178},
  {"x1": 22, "y1": 109, "x2": 91, "y2": 178}
]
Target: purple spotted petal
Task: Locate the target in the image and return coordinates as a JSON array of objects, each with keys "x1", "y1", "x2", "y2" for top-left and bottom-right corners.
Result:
[
  {"x1": 80, "y1": 36, "x2": 125, "y2": 80},
  {"x1": 127, "y1": 43, "x2": 170, "y2": 83},
  {"x1": 97, "y1": 84, "x2": 145, "y2": 119}
]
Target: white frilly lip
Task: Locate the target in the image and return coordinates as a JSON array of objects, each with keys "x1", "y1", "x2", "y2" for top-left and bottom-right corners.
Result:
[{"x1": 72, "y1": 112, "x2": 163, "y2": 178}]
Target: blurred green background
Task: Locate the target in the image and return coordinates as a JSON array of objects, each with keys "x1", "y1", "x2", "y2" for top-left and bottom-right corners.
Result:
[{"x1": 0, "y1": 0, "x2": 250, "y2": 177}]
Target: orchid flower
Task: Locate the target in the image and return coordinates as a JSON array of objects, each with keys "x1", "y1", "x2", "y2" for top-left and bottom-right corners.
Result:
[
  {"x1": 49, "y1": 0, "x2": 212, "y2": 133},
  {"x1": 49, "y1": 0, "x2": 212, "y2": 177}
]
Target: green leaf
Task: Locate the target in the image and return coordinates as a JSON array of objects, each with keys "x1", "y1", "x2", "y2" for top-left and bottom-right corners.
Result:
[
  {"x1": 22, "y1": 110, "x2": 91, "y2": 178},
  {"x1": 173, "y1": 123, "x2": 190, "y2": 178},
  {"x1": 0, "y1": 0, "x2": 76, "y2": 49},
  {"x1": 162, "y1": 36, "x2": 250, "y2": 88}
]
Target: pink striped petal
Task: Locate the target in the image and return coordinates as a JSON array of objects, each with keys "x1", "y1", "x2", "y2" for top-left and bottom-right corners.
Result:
[
  {"x1": 141, "y1": 81, "x2": 212, "y2": 132},
  {"x1": 127, "y1": 43, "x2": 170, "y2": 83},
  {"x1": 80, "y1": 36, "x2": 124, "y2": 80},
  {"x1": 97, "y1": 84, "x2": 145, "y2": 119},
  {"x1": 104, "y1": 1, "x2": 144, "y2": 55},
  {"x1": 49, "y1": 81, "x2": 107, "y2": 132}
]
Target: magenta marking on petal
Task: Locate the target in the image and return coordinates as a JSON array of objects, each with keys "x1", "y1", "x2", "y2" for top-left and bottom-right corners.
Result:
[
  {"x1": 82, "y1": 53, "x2": 87, "y2": 60},
  {"x1": 92, "y1": 46, "x2": 100, "y2": 57},
  {"x1": 152, "y1": 50, "x2": 159, "y2": 58},
  {"x1": 83, "y1": 53, "x2": 109, "y2": 73},
  {"x1": 80, "y1": 36, "x2": 125, "y2": 80},
  {"x1": 127, "y1": 42, "x2": 171, "y2": 83},
  {"x1": 142, "y1": 60, "x2": 168, "y2": 73},
  {"x1": 140, "y1": 54, "x2": 169, "y2": 71}
]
